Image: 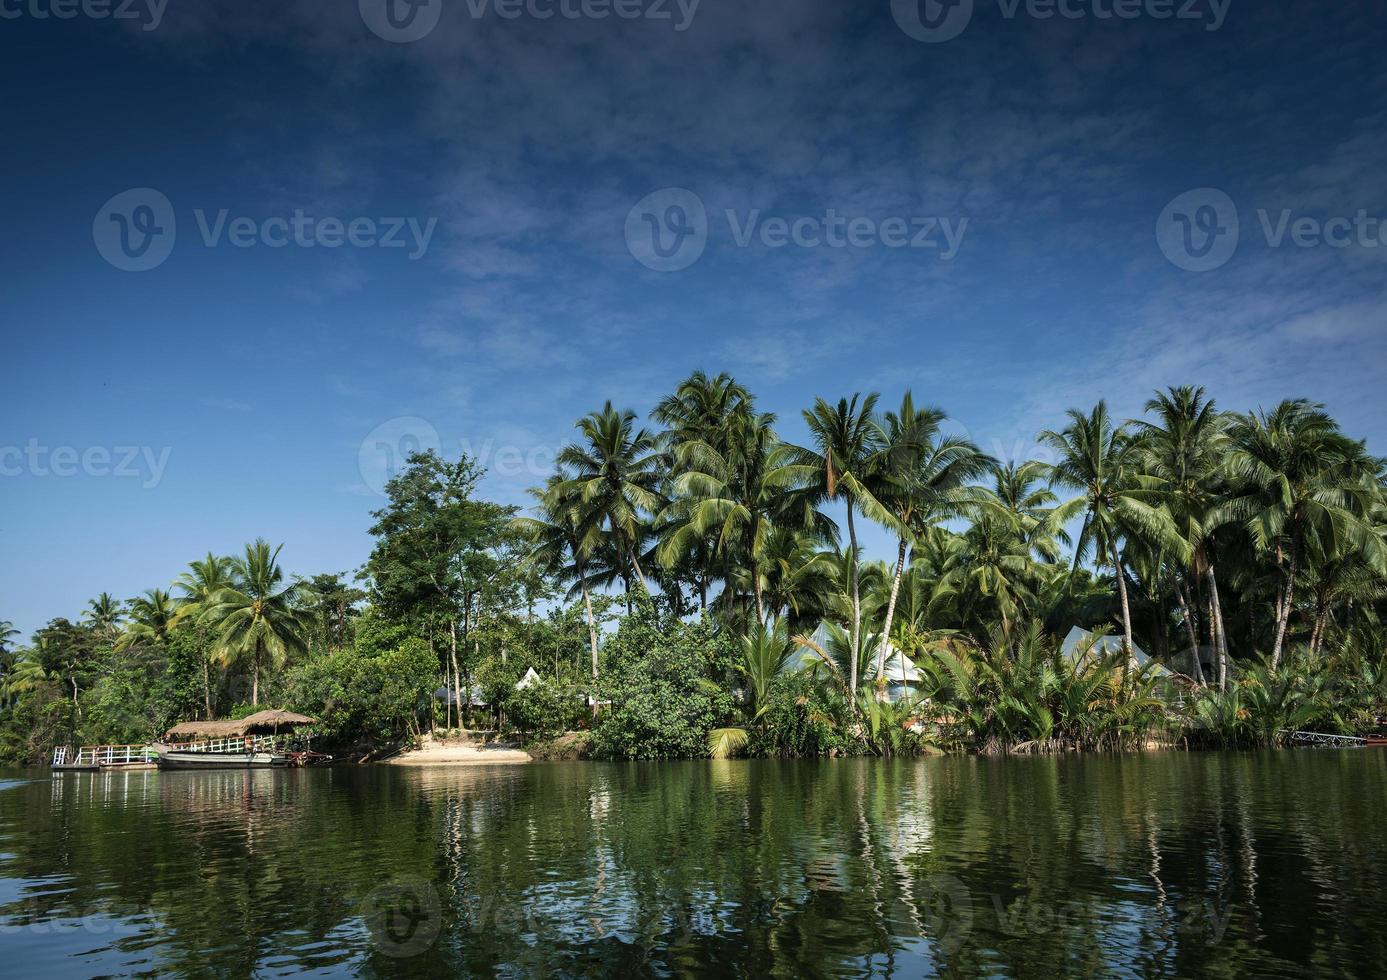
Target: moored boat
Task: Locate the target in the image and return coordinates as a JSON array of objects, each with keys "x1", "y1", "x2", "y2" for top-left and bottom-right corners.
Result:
[{"x1": 154, "y1": 709, "x2": 330, "y2": 770}]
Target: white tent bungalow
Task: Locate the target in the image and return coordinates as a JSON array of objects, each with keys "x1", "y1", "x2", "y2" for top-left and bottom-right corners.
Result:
[
  {"x1": 1059, "y1": 626, "x2": 1193, "y2": 697},
  {"x1": 785, "y1": 623, "x2": 926, "y2": 703}
]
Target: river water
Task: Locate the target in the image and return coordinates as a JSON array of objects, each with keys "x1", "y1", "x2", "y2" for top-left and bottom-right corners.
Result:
[{"x1": 1, "y1": 751, "x2": 1384, "y2": 977}]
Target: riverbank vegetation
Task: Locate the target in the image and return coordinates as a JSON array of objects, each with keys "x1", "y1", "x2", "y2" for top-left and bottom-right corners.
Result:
[{"x1": 2, "y1": 376, "x2": 1384, "y2": 764}]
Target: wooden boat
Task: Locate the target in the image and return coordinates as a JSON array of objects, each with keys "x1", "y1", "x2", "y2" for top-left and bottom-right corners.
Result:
[{"x1": 154, "y1": 710, "x2": 329, "y2": 770}]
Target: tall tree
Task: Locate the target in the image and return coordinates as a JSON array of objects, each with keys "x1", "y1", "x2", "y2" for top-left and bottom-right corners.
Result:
[
  {"x1": 204, "y1": 539, "x2": 310, "y2": 706},
  {"x1": 868, "y1": 393, "x2": 990, "y2": 682},
  {"x1": 1221, "y1": 400, "x2": 1383, "y2": 667},
  {"x1": 172, "y1": 552, "x2": 236, "y2": 719},
  {"x1": 788, "y1": 394, "x2": 888, "y2": 700},
  {"x1": 555, "y1": 403, "x2": 663, "y2": 593},
  {"x1": 514, "y1": 476, "x2": 604, "y2": 691},
  {"x1": 1041, "y1": 402, "x2": 1188, "y2": 654},
  {"x1": 1133, "y1": 386, "x2": 1229, "y2": 684}
]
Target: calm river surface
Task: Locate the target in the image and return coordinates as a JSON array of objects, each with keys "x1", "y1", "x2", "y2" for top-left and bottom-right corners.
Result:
[{"x1": 1, "y1": 751, "x2": 1385, "y2": 977}]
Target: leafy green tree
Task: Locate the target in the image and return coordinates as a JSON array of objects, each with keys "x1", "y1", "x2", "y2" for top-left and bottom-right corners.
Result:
[{"x1": 365, "y1": 450, "x2": 515, "y2": 725}]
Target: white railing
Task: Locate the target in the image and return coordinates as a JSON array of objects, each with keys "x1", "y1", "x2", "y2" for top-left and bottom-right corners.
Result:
[
  {"x1": 51, "y1": 744, "x2": 158, "y2": 767},
  {"x1": 168, "y1": 734, "x2": 292, "y2": 755}
]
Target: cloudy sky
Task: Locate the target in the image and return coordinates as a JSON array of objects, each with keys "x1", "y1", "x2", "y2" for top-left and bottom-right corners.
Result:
[{"x1": 3, "y1": 0, "x2": 1385, "y2": 636}]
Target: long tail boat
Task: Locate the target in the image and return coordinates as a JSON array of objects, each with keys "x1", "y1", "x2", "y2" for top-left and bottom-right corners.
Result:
[{"x1": 154, "y1": 710, "x2": 331, "y2": 769}]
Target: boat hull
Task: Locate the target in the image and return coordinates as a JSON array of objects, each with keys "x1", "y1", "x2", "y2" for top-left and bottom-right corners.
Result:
[{"x1": 157, "y1": 751, "x2": 284, "y2": 769}]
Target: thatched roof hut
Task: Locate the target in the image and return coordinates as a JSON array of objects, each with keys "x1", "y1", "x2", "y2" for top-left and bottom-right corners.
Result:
[{"x1": 164, "y1": 710, "x2": 316, "y2": 740}]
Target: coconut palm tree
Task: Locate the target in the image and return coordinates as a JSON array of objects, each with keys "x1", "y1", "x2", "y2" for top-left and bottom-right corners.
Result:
[
  {"x1": 554, "y1": 402, "x2": 663, "y2": 593},
  {"x1": 989, "y1": 460, "x2": 1077, "y2": 563},
  {"x1": 514, "y1": 476, "x2": 604, "y2": 689},
  {"x1": 116, "y1": 588, "x2": 176, "y2": 653},
  {"x1": 172, "y1": 552, "x2": 237, "y2": 718},
  {"x1": 1040, "y1": 401, "x2": 1189, "y2": 654},
  {"x1": 867, "y1": 393, "x2": 990, "y2": 682},
  {"x1": 203, "y1": 539, "x2": 310, "y2": 706},
  {"x1": 1132, "y1": 386, "x2": 1231, "y2": 684},
  {"x1": 785, "y1": 394, "x2": 890, "y2": 701},
  {"x1": 84, "y1": 592, "x2": 124, "y2": 647},
  {"x1": 1220, "y1": 400, "x2": 1383, "y2": 667},
  {"x1": 657, "y1": 410, "x2": 813, "y2": 624}
]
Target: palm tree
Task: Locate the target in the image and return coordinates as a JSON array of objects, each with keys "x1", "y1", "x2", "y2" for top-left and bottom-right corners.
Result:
[
  {"x1": 554, "y1": 403, "x2": 663, "y2": 593},
  {"x1": 990, "y1": 460, "x2": 1077, "y2": 563},
  {"x1": 203, "y1": 539, "x2": 310, "y2": 706},
  {"x1": 1040, "y1": 401, "x2": 1188, "y2": 654},
  {"x1": 658, "y1": 410, "x2": 812, "y2": 624},
  {"x1": 868, "y1": 394, "x2": 990, "y2": 683},
  {"x1": 84, "y1": 592, "x2": 124, "y2": 647},
  {"x1": 1220, "y1": 400, "x2": 1383, "y2": 667},
  {"x1": 787, "y1": 394, "x2": 888, "y2": 701},
  {"x1": 172, "y1": 552, "x2": 236, "y2": 718},
  {"x1": 116, "y1": 588, "x2": 176, "y2": 652},
  {"x1": 707, "y1": 620, "x2": 797, "y2": 758},
  {"x1": 1133, "y1": 386, "x2": 1229, "y2": 684},
  {"x1": 514, "y1": 476, "x2": 604, "y2": 690}
]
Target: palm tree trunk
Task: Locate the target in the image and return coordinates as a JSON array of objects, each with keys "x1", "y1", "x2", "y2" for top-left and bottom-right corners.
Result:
[
  {"x1": 877, "y1": 536, "x2": 908, "y2": 681},
  {"x1": 1110, "y1": 540, "x2": 1135, "y2": 656},
  {"x1": 753, "y1": 573, "x2": 766, "y2": 626},
  {"x1": 1270, "y1": 542, "x2": 1298, "y2": 669},
  {"x1": 630, "y1": 551, "x2": 649, "y2": 593},
  {"x1": 1206, "y1": 564, "x2": 1229, "y2": 690},
  {"x1": 251, "y1": 660, "x2": 259, "y2": 707},
  {"x1": 449, "y1": 620, "x2": 462, "y2": 730},
  {"x1": 580, "y1": 573, "x2": 600, "y2": 720},
  {"x1": 846, "y1": 502, "x2": 862, "y2": 702},
  {"x1": 202, "y1": 656, "x2": 212, "y2": 720},
  {"x1": 1173, "y1": 578, "x2": 1201, "y2": 683}
]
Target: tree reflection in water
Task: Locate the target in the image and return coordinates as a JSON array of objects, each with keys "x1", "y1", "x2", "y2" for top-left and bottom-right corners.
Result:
[{"x1": 1, "y1": 751, "x2": 1384, "y2": 977}]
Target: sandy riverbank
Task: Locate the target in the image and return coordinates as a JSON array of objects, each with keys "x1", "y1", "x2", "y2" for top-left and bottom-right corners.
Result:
[{"x1": 382, "y1": 739, "x2": 532, "y2": 766}]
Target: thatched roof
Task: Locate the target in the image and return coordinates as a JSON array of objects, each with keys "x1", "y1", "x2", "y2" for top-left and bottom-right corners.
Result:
[{"x1": 164, "y1": 709, "x2": 316, "y2": 740}]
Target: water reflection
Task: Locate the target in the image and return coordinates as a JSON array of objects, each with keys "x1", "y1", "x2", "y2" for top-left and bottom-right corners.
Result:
[{"x1": 1, "y1": 751, "x2": 1384, "y2": 977}]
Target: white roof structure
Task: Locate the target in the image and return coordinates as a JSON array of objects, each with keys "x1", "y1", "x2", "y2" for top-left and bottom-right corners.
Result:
[
  {"x1": 515, "y1": 667, "x2": 542, "y2": 690},
  {"x1": 1060, "y1": 626, "x2": 1174, "y2": 678},
  {"x1": 785, "y1": 623, "x2": 923, "y2": 688}
]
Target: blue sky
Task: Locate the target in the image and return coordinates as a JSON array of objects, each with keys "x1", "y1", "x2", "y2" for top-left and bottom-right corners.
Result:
[{"x1": 3, "y1": 0, "x2": 1385, "y2": 638}]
